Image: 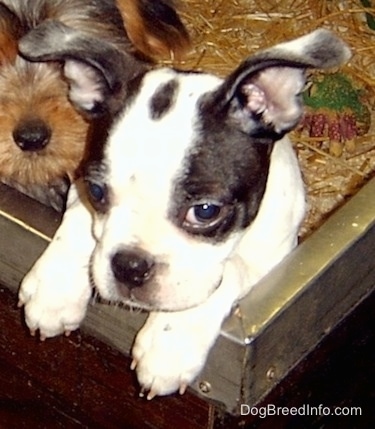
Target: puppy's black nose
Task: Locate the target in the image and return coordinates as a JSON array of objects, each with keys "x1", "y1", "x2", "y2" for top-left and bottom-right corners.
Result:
[
  {"x1": 13, "y1": 118, "x2": 51, "y2": 151},
  {"x1": 111, "y1": 248, "x2": 155, "y2": 288}
]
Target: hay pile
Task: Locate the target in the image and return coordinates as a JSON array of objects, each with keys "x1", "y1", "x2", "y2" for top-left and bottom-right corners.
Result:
[{"x1": 168, "y1": 0, "x2": 375, "y2": 237}]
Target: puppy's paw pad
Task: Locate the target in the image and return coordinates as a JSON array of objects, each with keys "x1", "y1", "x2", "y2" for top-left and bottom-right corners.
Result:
[
  {"x1": 132, "y1": 320, "x2": 209, "y2": 398},
  {"x1": 19, "y1": 280, "x2": 88, "y2": 339},
  {"x1": 136, "y1": 372, "x2": 192, "y2": 400}
]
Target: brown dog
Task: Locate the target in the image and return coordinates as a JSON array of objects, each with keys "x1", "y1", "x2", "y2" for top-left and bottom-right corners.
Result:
[{"x1": 0, "y1": 0, "x2": 189, "y2": 209}]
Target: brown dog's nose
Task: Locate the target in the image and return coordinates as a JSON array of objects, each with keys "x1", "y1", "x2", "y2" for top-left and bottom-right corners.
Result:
[
  {"x1": 111, "y1": 248, "x2": 155, "y2": 288},
  {"x1": 13, "y1": 118, "x2": 51, "y2": 151}
]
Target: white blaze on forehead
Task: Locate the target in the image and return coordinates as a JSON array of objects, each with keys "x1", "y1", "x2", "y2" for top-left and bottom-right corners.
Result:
[{"x1": 104, "y1": 68, "x2": 223, "y2": 209}]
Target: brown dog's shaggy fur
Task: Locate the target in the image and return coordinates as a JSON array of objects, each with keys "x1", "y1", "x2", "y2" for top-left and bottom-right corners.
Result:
[{"x1": 0, "y1": 0, "x2": 189, "y2": 209}]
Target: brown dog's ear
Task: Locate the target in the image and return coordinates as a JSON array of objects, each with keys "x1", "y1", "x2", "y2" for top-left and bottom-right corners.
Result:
[
  {"x1": 118, "y1": 0, "x2": 190, "y2": 60},
  {"x1": 19, "y1": 21, "x2": 147, "y2": 117},
  {"x1": 0, "y1": 4, "x2": 22, "y2": 65}
]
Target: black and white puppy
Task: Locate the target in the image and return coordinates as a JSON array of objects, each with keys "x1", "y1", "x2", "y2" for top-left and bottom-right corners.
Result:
[{"x1": 18, "y1": 28, "x2": 350, "y2": 398}]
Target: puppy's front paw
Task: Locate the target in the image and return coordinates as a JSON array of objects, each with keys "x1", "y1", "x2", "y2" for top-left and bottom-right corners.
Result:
[
  {"x1": 19, "y1": 265, "x2": 91, "y2": 340},
  {"x1": 131, "y1": 313, "x2": 216, "y2": 399}
]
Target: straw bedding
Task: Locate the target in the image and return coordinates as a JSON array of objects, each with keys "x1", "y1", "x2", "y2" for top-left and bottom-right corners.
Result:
[{"x1": 167, "y1": 0, "x2": 375, "y2": 238}]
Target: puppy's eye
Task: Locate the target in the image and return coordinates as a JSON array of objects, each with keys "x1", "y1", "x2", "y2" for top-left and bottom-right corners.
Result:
[
  {"x1": 86, "y1": 181, "x2": 108, "y2": 211},
  {"x1": 186, "y1": 203, "x2": 222, "y2": 224},
  {"x1": 183, "y1": 202, "x2": 230, "y2": 234}
]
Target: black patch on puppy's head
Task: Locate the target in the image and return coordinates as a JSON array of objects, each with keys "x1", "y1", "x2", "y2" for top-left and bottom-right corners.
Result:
[
  {"x1": 171, "y1": 106, "x2": 273, "y2": 243},
  {"x1": 149, "y1": 78, "x2": 179, "y2": 120}
]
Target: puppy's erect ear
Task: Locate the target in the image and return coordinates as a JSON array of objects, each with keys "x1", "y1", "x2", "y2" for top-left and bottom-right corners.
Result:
[
  {"x1": 206, "y1": 29, "x2": 351, "y2": 138},
  {"x1": 18, "y1": 21, "x2": 147, "y2": 116},
  {"x1": 118, "y1": 0, "x2": 190, "y2": 60}
]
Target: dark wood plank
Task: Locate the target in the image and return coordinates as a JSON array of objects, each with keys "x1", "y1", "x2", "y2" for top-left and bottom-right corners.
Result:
[
  {"x1": 0, "y1": 286, "x2": 211, "y2": 429},
  {"x1": 1, "y1": 283, "x2": 374, "y2": 428}
]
